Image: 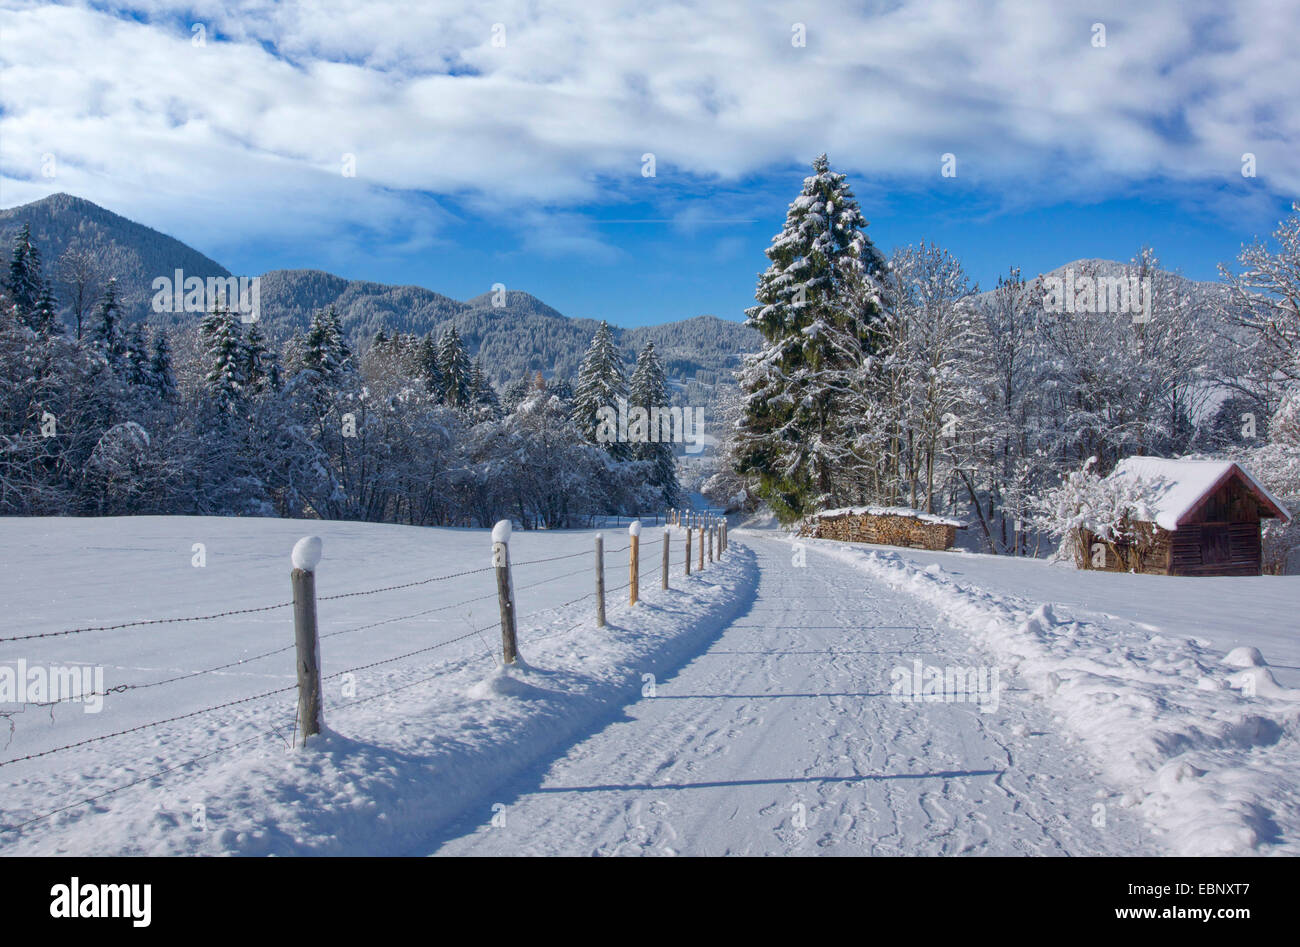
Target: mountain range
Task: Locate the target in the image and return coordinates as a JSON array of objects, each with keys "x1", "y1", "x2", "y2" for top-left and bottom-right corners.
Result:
[{"x1": 0, "y1": 193, "x2": 757, "y2": 394}]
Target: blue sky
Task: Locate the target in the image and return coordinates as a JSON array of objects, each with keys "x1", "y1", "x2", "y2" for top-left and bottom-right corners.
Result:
[
  {"x1": 271, "y1": 175, "x2": 1289, "y2": 327},
  {"x1": 2, "y1": 0, "x2": 1297, "y2": 327}
]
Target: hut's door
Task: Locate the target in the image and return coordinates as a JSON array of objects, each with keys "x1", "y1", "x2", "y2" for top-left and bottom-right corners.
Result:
[{"x1": 1201, "y1": 525, "x2": 1230, "y2": 564}]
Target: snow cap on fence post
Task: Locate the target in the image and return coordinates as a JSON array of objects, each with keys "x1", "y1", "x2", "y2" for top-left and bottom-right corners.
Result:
[
  {"x1": 492, "y1": 519, "x2": 512, "y2": 545},
  {"x1": 291, "y1": 535, "x2": 323, "y2": 572},
  {"x1": 628, "y1": 519, "x2": 641, "y2": 538},
  {"x1": 290, "y1": 536, "x2": 323, "y2": 742}
]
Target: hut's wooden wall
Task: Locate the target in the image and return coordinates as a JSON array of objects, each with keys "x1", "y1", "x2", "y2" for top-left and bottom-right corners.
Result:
[
  {"x1": 1168, "y1": 523, "x2": 1262, "y2": 576},
  {"x1": 1077, "y1": 524, "x2": 1172, "y2": 575},
  {"x1": 1078, "y1": 477, "x2": 1266, "y2": 576},
  {"x1": 1169, "y1": 479, "x2": 1265, "y2": 576},
  {"x1": 801, "y1": 513, "x2": 958, "y2": 551}
]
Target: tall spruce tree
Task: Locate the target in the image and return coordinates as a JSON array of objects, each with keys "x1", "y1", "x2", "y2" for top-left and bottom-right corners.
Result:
[
  {"x1": 244, "y1": 322, "x2": 274, "y2": 394},
  {"x1": 199, "y1": 305, "x2": 248, "y2": 415},
  {"x1": 302, "y1": 306, "x2": 352, "y2": 382},
  {"x1": 628, "y1": 341, "x2": 681, "y2": 506},
  {"x1": 572, "y1": 320, "x2": 628, "y2": 458},
  {"x1": 123, "y1": 322, "x2": 152, "y2": 387},
  {"x1": 149, "y1": 330, "x2": 177, "y2": 401},
  {"x1": 32, "y1": 280, "x2": 62, "y2": 335},
  {"x1": 4, "y1": 224, "x2": 43, "y2": 323},
  {"x1": 437, "y1": 326, "x2": 473, "y2": 408},
  {"x1": 88, "y1": 278, "x2": 127, "y2": 372},
  {"x1": 470, "y1": 358, "x2": 500, "y2": 414},
  {"x1": 415, "y1": 332, "x2": 443, "y2": 396},
  {"x1": 734, "y1": 153, "x2": 886, "y2": 521}
]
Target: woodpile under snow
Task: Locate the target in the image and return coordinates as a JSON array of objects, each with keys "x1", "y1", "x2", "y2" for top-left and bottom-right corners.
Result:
[{"x1": 799, "y1": 506, "x2": 964, "y2": 551}]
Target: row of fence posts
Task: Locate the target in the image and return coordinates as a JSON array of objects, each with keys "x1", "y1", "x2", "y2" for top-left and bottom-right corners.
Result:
[{"x1": 287, "y1": 511, "x2": 729, "y2": 743}]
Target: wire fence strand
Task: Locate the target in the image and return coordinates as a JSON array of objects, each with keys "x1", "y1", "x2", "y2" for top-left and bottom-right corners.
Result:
[{"x1": 0, "y1": 518, "x2": 719, "y2": 828}]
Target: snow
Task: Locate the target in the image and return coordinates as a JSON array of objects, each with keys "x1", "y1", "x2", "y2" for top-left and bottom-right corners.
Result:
[
  {"x1": 628, "y1": 520, "x2": 641, "y2": 537},
  {"x1": 291, "y1": 535, "x2": 323, "y2": 571},
  {"x1": 798, "y1": 533, "x2": 1300, "y2": 855},
  {"x1": 1223, "y1": 646, "x2": 1265, "y2": 669},
  {"x1": 6, "y1": 511, "x2": 1295, "y2": 856},
  {"x1": 810, "y1": 505, "x2": 965, "y2": 527},
  {"x1": 1109, "y1": 457, "x2": 1291, "y2": 530},
  {"x1": 0, "y1": 515, "x2": 755, "y2": 855},
  {"x1": 432, "y1": 528, "x2": 1155, "y2": 856},
  {"x1": 491, "y1": 519, "x2": 512, "y2": 544}
]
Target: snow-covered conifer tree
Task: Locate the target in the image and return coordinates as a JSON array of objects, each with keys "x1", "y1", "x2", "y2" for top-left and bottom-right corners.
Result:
[
  {"x1": 415, "y1": 332, "x2": 443, "y2": 396},
  {"x1": 244, "y1": 321, "x2": 276, "y2": 394},
  {"x1": 437, "y1": 326, "x2": 473, "y2": 408},
  {"x1": 470, "y1": 358, "x2": 501, "y2": 416},
  {"x1": 4, "y1": 224, "x2": 43, "y2": 323},
  {"x1": 302, "y1": 305, "x2": 352, "y2": 382},
  {"x1": 123, "y1": 322, "x2": 152, "y2": 388},
  {"x1": 149, "y1": 330, "x2": 177, "y2": 401},
  {"x1": 199, "y1": 305, "x2": 248, "y2": 415},
  {"x1": 734, "y1": 153, "x2": 886, "y2": 521},
  {"x1": 572, "y1": 320, "x2": 628, "y2": 459},
  {"x1": 87, "y1": 278, "x2": 127, "y2": 371},
  {"x1": 628, "y1": 341, "x2": 680, "y2": 506}
]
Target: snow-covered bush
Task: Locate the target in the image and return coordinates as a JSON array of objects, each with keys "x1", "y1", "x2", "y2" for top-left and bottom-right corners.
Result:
[{"x1": 1030, "y1": 457, "x2": 1163, "y2": 569}]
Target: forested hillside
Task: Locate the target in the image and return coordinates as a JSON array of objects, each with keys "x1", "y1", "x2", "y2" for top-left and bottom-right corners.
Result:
[
  {"x1": 0, "y1": 193, "x2": 231, "y2": 328},
  {"x1": 0, "y1": 194, "x2": 759, "y2": 396}
]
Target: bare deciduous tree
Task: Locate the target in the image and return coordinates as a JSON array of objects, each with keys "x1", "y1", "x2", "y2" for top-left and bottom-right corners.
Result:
[{"x1": 57, "y1": 245, "x2": 104, "y2": 340}]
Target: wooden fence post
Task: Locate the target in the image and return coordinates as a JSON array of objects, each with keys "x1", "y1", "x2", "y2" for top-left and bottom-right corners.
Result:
[
  {"x1": 661, "y1": 526, "x2": 670, "y2": 589},
  {"x1": 629, "y1": 520, "x2": 641, "y2": 605},
  {"x1": 291, "y1": 536, "x2": 324, "y2": 743},
  {"x1": 685, "y1": 525, "x2": 692, "y2": 576},
  {"x1": 698, "y1": 522, "x2": 705, "y2": 571},
  {"x1": 595, "y1": 532, "x2": 606, "y2": 628},
  {"x1": 492, "y1": 520, "x2": 519, "y2": 665},
  {"x1": 707, "y1": 517, "x2": 714, "y2": 562}
]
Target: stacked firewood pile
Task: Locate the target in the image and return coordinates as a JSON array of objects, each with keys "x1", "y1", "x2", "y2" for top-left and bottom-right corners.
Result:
[{"x1": 798, "y1": 509, "x2": 961, "y2": 551}]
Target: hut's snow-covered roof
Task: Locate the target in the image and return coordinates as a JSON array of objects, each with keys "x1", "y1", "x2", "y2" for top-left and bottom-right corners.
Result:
[{"x1": 1108, "y1": 457, "x2": 1291, "y2": 530}]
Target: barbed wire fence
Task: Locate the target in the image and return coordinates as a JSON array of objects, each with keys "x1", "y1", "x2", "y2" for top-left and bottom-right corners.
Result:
[{"x1": 0, "y1": 509, "x2": 730, "y2": 834}]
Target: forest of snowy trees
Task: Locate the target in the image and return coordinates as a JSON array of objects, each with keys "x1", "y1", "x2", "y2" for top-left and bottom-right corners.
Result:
[
  {"x1": 0, "y1": 224, "x2": 680, "y2": 528},
  {"x1": 708, "y1": 154, "x2": 1300, "y2": 569},
  {"x1": 6, "y1": 158, "x2": 1300, "y2": 569}
]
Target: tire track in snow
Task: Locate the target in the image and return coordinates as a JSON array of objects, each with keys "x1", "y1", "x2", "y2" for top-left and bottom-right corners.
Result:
[{"x1": 430, "y1": 532, "x2": 1158, "y2": 856}]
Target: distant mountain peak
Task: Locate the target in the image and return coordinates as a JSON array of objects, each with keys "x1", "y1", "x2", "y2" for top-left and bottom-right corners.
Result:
[{"x1": 0, "y1": 191, "x2": 232, "y2": 323}]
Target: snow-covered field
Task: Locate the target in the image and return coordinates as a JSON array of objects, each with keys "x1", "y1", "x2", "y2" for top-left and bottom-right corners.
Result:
[
  {"x1": 797, "y1": 534, "x2": 1300, "y2": 856},
  {"x1": 3, "y1": 514, "x2": 1295, "y2": 857},
  {"x1": 0, "y1": 516, "x2": 756, "y2": 855}
]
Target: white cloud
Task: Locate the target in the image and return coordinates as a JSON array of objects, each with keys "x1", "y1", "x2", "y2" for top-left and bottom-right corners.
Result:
[{"x1": 1, "y1": 0, "x2": 1296, "y2": 255}]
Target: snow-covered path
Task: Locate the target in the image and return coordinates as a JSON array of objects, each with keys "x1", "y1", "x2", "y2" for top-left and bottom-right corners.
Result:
[{"x1": 430, "y1": 532, "x2": 1159, "y2": 856}]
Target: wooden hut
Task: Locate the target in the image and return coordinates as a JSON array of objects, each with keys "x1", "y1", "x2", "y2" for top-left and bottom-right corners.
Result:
[
  {"x1": 799, "y1": 506, "x2": 965, "y2": 551},
  {"x1": 1080, "y1": 458, "x2": 1290, "y2": 577}
]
